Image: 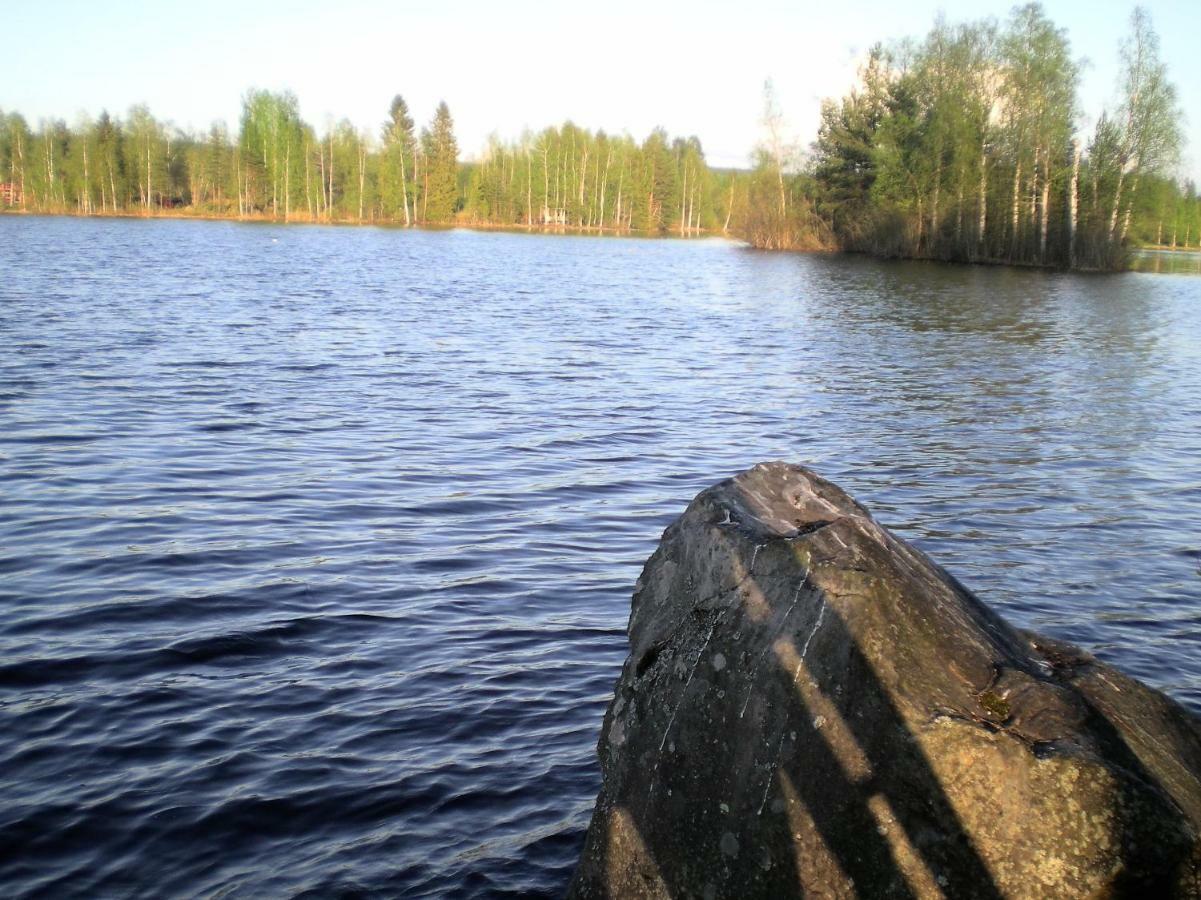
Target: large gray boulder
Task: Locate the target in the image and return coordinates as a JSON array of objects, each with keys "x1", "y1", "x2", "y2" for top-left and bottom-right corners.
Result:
[{"x1": 569, "y1": 462, "x2": 1201, "y2": 899}]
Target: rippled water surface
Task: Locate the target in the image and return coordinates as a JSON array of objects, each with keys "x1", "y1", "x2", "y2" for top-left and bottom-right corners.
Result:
[
  {"x1": 2, "y1": 216, "x2": 1200, "y2": 897},
  {"x1": 1130, "y1": 248, "x2": 1201, "y2": 275}
]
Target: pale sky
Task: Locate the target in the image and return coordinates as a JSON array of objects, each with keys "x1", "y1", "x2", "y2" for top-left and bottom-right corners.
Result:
[{"x1": 3, "y1": 0, "x2": 1198, "y2": 180}]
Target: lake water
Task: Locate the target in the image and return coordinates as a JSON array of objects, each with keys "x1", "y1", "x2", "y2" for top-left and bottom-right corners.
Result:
[
  {"x1": 1130, "y1": 248, "x2": 1201, "y2": 275},
  {"x1": 2, "y1": 216, "x2": 1200, "y2": 897}
]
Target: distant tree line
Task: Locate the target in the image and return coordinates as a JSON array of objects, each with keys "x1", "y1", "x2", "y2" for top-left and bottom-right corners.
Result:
[
  {"x1": 0, "y1": 3, "x2": 1195, "y2": 269},
  {"x1": 464, "y1": 126, "x2": 727, "y2": 235},
  {"x1": 0, "y1": 92, "x2": 462, "y2": 227},
  {"x1": 0, "y1": 88, "x2": 742, "y2": 238}
]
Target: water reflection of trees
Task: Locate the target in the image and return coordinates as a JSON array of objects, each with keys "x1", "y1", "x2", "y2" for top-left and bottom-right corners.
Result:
[{"x1": 779, "y1": 254, "x2": 1169, "y2": 461}]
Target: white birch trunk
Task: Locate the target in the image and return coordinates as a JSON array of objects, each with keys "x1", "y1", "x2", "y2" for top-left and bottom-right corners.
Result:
[
  {"x1": 399, "y1": 140, "x2": 411, "y2": 226},
  {"x1": 1038, "y1": 148, "x2": 1051, "y2": 263},
  {"x1": 679, "y1": 163, "x2": 688, "y2": 236},
  {"x1": 615, "y1": 163, "x2": 623, "y2": 233},
  {"x1": 1108, "y1": 168, "x2": 1126, "y2": 241},
  {"x1": 328, "y1": 133, "x2": 335, "y2": 219},
  {"x1": 284, "y1": 143, "x2": 291, "y2": 221},
  {"x1": 599, "y1": 150, "x2": 611, "y2": 231},
  {"x1": 108, "y1": 157, "x2": 117, "y2": 215},
  {"x1": 1010, "y1": 159, "x2": 1022, "y2": 254},
  {"x1": 82, "y1": 142, "x2": 90, "y2": 215},
  {"x1": 1068, "y1": 140, "x2": 1080, "y2": 267},
  {"x1": 541, "y1": 145, "x2": 550, "y2": 224},
  {"x1": 317, "y1": 145, "x2": 325, "y2": 220},
  {"x1": 976, "y1": 144, "x2": 987, "y2": 252},
  {"x1": 1120, "y1": 173, "x2": 1140, "y2": 243}
]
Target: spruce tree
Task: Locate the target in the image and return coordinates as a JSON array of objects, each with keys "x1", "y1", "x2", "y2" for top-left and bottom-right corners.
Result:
[{"x1": 424, "y1": 102, "x2": 459, "y2": 223}]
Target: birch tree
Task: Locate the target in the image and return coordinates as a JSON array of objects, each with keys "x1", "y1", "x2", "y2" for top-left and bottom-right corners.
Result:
[{"x1": 382, "y1": 95, "x2": 415, "y2": 225}]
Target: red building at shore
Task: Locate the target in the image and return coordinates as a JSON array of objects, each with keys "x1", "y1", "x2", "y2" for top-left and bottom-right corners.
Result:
[{"x1": 0, "y1": 182, "x2": 23, "y2": 206}]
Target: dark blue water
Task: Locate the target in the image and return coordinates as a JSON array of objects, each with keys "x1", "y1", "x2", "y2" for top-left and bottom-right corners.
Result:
[{"x1": 1, "y1": 216, "x2": 1199, "y2": 897}]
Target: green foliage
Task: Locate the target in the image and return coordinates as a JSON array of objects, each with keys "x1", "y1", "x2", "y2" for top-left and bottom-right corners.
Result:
[
  {"x1": 238, "y1": 90, "x2": 307, "y2": 218},
  {"x1": 813, "y1": 45, "x2": 890, "y2": 244},
  {"x1": 806, "y1": 2, "x2": 1187, "y2": 269},
  {"x1": 460, "y1": 122, "x2": 720, "y2": 234},
  {"x1": 0, "y1": 8, "x2": 1190, "y2": 273},
  {"x1": 4, "y1": 89, "x2": 732, "y2": 236},
  {"x1": 422, "y1": 102, "x2": 458, "y2": 223},
  {"x1": 737, "y1": 149, "x2": 830, "y2": 250},
  {"x1": 380, "y1": 95, "x2": 416, "y2": 225}
]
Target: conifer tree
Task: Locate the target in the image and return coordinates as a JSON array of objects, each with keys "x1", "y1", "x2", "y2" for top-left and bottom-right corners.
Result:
[{"x1": 424, "y1": 102, "x2": 459, "y2": 223}]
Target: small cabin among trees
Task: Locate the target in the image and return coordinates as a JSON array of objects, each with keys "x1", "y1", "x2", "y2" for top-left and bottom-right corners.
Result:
[{"x1": 0, "y1": 182, "x2": 22, "y2": 206}]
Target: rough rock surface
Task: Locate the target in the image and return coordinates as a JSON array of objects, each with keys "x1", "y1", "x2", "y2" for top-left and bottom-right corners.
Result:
[{"x1": 569, "y1": 462, "x2": 1201, "y2": 899}]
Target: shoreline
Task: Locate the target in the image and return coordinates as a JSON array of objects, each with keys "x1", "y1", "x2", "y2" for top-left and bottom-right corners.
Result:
[
  {"x1": 5, "y1": 207, "x2": 1175, "y2": 273},
  {"x1": 0, "y1": 206, "x2": 718, "y2": 240}
]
